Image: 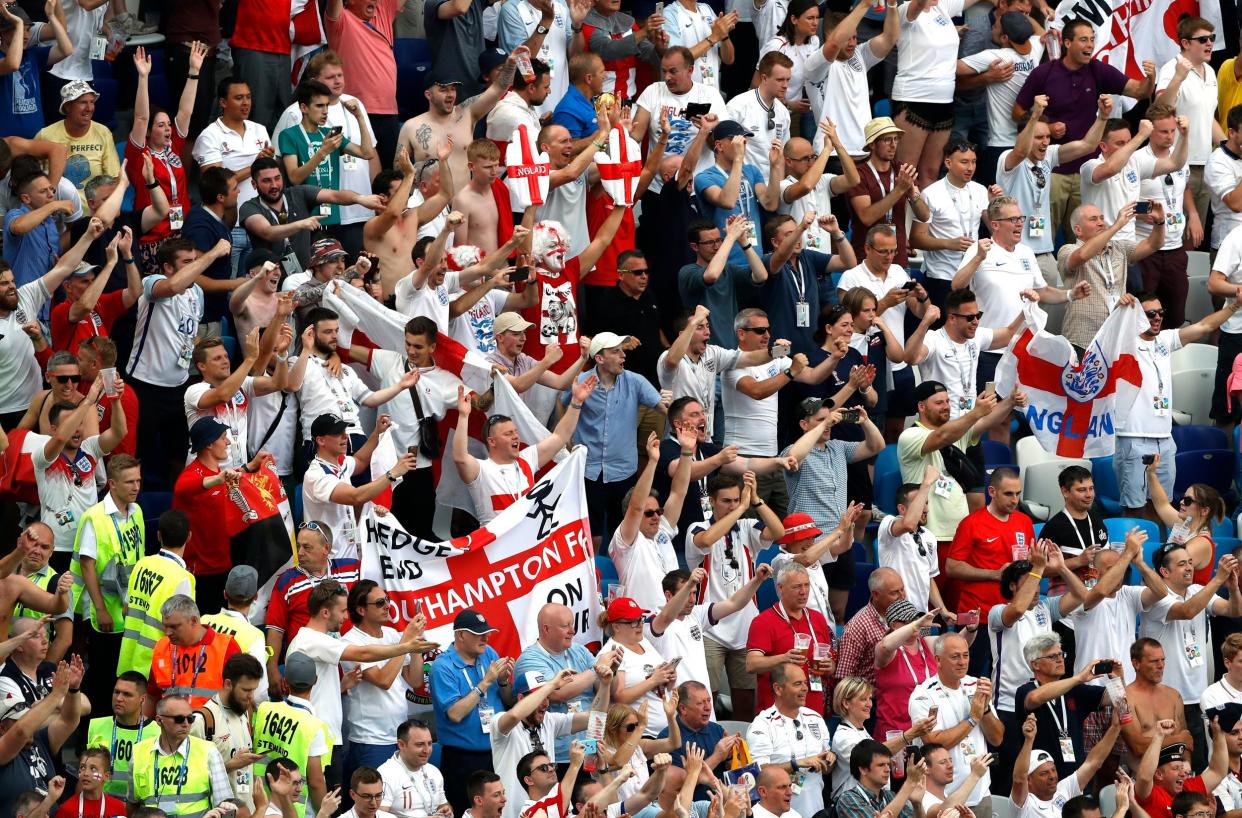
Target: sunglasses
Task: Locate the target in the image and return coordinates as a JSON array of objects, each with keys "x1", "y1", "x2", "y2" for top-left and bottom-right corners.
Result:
[
  {"x1": 52, "y1": 374, "x2": 82, "y2": 384},
  {"x1": 623, "y1": 722, "x2": 639, "y2": 733},
  {"x1": 533, "y1": 763, "x2": 556, "y2": 773},
  {"x1": 367, "y1": 597, "x2": 390, "y2": 608},
  {"x1": 1186, "y1": 34, "x2": 1216, "y2": 43},
  {"x1": 620, "y1": 268, "x2": 650, "y2": 277},
  {"x1": 742, "y1": 326, "x2": 771, "y2": 334},
  {"x1": 642, "y1": 508, "x2": 664, "y2": 518},
  {"x1": 298, "y1": 522, "x2": 324, "y2": 533},
  {"x1": 160, "y1": 714, "x2": 193, "y2": 724},
  {"x1": 951, "y1": 312, "x2": 984, "y2": 322},
  {"x1": 1180, "y1": 496, "x2": 1199, "y2": 507},
  {"x1": 792, "y1": 718, "x2": 804, "y2": 741},
  {"x1": 1145, "y1": 308, "x2": 1165, "y2": 318}
]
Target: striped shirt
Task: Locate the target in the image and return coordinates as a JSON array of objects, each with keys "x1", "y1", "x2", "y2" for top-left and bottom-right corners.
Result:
[{"x1": 265, "y1": 560, "x2": 360, "y2": 646}]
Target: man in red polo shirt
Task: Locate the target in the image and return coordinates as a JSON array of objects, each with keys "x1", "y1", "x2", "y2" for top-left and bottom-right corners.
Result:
[
  {"x1": 1136, "y1": 718, "x2": 1229, "y2": 818},
  {"x1": 945, "y1": 467, "x2": 1035, "y2": 677},
  {"x1": 745, "y1": 561, "x2": 835, "y2": 714}
]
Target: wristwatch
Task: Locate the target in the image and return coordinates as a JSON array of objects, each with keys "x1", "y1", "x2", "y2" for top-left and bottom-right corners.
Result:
[{"x1": 536, "y1": 23, "x2": 549, "y2": 33}]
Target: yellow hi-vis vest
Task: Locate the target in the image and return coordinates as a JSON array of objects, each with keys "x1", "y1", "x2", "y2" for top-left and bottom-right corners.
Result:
[
  {"x1": 71, "y1": 500, "x2": 144, "y2": 632},
  {"x1": 130, "y1": 735, "x2": 215, "y2": 818},
  {"x1": 117, "y1": 552, "x2": 196, "y2": 676}
]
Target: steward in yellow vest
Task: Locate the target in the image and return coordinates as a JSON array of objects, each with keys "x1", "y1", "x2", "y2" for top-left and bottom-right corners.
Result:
[
  {"x1": 71, "y1": 454, "x2": 145, "y2": 635},
  {"x1": 129, "y1": 696, "x2": 230, "y2": 818},
  {"x1": 85, "y1": 670, "x2": 156, "y2": 799},
  {"x1": 251, "y1": 654, "x2": 334, "y2": 818},
  {"x1": 117, "y1": 510, "x2": 195, "y2": 677}
]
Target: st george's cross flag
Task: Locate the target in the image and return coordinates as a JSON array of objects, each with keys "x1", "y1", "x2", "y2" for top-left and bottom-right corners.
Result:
[
  {"x1": 362, "y1": 448, "x2": 601, "y2": 657},
  {"x1": 995, "y1": 300, "x2": 1146, "y2": 458},
  {"x1": 595, "y1": 125, "x2": 644, "y2": 207},
  {"x1": 1050, "y1": 0, "x2": 1223, "y2": 82},
  {"x1": 505, "y1": 124, "x2": 552, "y2": 209}
]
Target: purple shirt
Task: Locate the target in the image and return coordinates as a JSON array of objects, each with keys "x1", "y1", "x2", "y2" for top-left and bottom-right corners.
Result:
[{"x1": 1014, "y1": 58, "x2": 1130, "y2": 174}]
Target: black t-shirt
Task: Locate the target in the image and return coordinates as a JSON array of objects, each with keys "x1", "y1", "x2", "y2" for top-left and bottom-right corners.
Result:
[
  {"x1": 0, "y1": 727, "x2": 54, "y2": 818},
  {"x1": 1039, "y1": 510, "x2": 1109, "y2": 559},
  {"x1": 656, "y1": 437, "x2": 721, "y2": 551},
  {"x1": 69, "y1": 211, "x2": 145, "y2": 291},
  {"x1": 1014, "y1": 680, "x2": 1106, "y2": 780}
]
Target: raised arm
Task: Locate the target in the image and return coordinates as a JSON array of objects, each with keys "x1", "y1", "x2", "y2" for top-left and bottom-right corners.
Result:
[
  {"x1": 151, "y1": 239, "x2": 231, "y2": 299},
  {"x1": 129, "y1": 47, "x2": 152, "y2": 147}
]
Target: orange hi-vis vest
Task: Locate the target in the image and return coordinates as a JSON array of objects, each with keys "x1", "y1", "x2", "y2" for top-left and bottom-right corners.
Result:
[{"x1": 150, "y1": 627, "x2": 238, "y2": 709}]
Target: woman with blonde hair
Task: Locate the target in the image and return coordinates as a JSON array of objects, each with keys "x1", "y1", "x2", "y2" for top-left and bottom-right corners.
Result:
[
  {"x1": 830, "y1": 663, "x2": 934, "y2": 797},
  {"x1": 597, "y1": 700, "x2": 680, "y2": 802}
]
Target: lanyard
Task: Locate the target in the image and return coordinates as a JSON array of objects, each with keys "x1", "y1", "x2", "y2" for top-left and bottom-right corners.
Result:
[
  {"x1": 946, "y1": 182, "x2": 974, "y2": 238},
  {"x1": 950, "y1": 336, "x2": 976, "y2": 402},
  {"x1": 110, "y1": 717, "x2": 146, "y2": 760},
  {"x1": 77, "y1": 795, "x2": 105, "y2": 818},
  {"x1": 869, "y1": 162, "x2": 894, "y2": 223},
  {"x1": 790, "y1": 255, "x2": 807, "y2": 304},
  {"x1": 1036, "y1": 680, "x2": 1070, "y2": 737},
  {"x1": 171, "y1": 644, "x2": 207, "y2": 696},
  {"x1": 151, "y1": 146, "x2": 180, "y2": 204},
  {"x1": 153, "y1": 741, "x2": 191, "y2": 797},
  {"x1": 775, "y1": 601, "x2": 819, "y2": 653},
  {"x1": 1139, "y1": 341, "x2": 1165, "y2": 395},
  {"x1": 109, "y1": 508, "x2": 137, "y2": 561},
  {"x1": 1063, "y1": 513, "x2": 1091, "y2": 553},
  {"x1": 898, "y1": 639, "x2": 933, "y2": 685}
]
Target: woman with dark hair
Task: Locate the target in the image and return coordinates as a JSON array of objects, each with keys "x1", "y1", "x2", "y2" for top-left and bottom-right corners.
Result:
[{"x1": 1145, "y1": 453, "x2": 1227, "y2": 585}]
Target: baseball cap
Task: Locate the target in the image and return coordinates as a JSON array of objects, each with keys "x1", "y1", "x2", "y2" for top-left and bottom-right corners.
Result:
[
  {"x1": 284, "y1": 652, "x2": 318, "y2": 688},
  {"x1": 1000, "y1": 11, "x2": 1034, "y2": 44},
  {"x1": 588, "y1": 331, "x2": 629, "y2": 358},
  {"x1": 59, "y1": 80, "x2": 98, "y2": 113},
  {"x1": 884, "y1": 598, "x2": 925, "y2": 628},
  {"x1": 224, "y1": 565, "x2": 259, "y2": 599},
  {"x1": 1210, "y1": 702, "x2": 1242, "y2": 733},
  {"x1": 0, "y1": 693, "x2": 28, "y2": 722},
  {"x1": 710, "y1": 120, "x2": 754, "y2": 142},
  {"x1": 69, "y1": 261, "x2": 99, "y2": 278},
  {"x1": 863, "y1": 116, "x2": 904, "y2": 147},
  {"x1": 309, "y1": 238, "x2": 347, "y2": 268},
  {"x1": 1027, "y1": 750, "x2": 1056, "y2": 775},
  {"x1": 913, "y1": 380, "x2": 948, "y2": 404},
  {"x1": 606, "y1": 597, "x2": 648, "y2": 622},
  {"x1": 514, "y1": 670, "x2": 549, "y2": 696},
  {"x1": 798, "y1": 396, "x2": 834, "y2": 419},
  {"x1": 494, "y1": 312, "x2": 534, "y2": 335},
  {"x1": 478, "y1": 48, "x2": 508, "y2": 83},
  {"x1": 311, "y1": 413, "x2": 349, "y2": 439},
  {"x1": 189, "y1": 417, "x2": 229, "y2": 454},
  {"x1": 454, "y1": 610, "x2": 498, "y2": 635},
  {"x1": 777, "y1": 512, "x2": 822, "y2": 545}
]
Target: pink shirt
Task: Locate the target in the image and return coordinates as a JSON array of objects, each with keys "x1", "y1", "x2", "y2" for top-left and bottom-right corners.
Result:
[
  {"x1": 325, "y1": 0, "x2": 398, "y2": 114},
  {"x1": 873, "y1": 638, "x2": 938, "y2": 741}
]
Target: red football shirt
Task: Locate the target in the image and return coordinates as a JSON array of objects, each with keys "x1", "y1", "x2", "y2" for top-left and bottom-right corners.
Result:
[
  {"x1": 53, "y1": 794, "x2": 127, "y2": 818},
  {"x1": 521, "y1": 256, "x2": 582, "y2": 374},
  {"x1": 1137, "y1": 774, "x2": 1207, "y2": 818},
  {"x1": 946, "y1": 507, "x2": 1036, "y2": 617},
  {"x1": 746, "y1": 604, "x2": 835, "y2": 713},
  {"x1": 50, "y1": 290, "x2": 128, "y2": 354},
  {"x1": 173, "y1": 460, "x2": 284, "y2": 576}
]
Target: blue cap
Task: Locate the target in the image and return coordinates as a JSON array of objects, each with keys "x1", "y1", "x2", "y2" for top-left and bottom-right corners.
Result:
[{"x1": 189, "y1": 417, "x2": 229, "y2": 453}]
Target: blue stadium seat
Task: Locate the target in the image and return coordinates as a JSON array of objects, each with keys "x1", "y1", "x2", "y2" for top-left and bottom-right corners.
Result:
[
  {"x1": 220, "y1": 334, "x2": 239, "y2": 366},
  {"x1": 1104, "y1": 517, "x2": 1160, "y2": 560},
  {"x1": 594, "y1": 555, "x2": 618, "y2": 584},
  {"x1": 1171, "y1": 424, "x2": 1230, "y2": 452},
  {"x1": 1174, "y1": 449, "x2": 1236, "y2": 500},
  {"x1": 874, "y1": 467, "x2": 902, "y2": 515},
  {"x1": 293, "y1": 484, "x2": 304, "y2": 524},
  {"x1": 1214, "y1": 518, "x2": 1235, "y2": 539},
  {"x1": 845, "y1": 562, "x2": 876, "y2": 621},
  {"x1": 1216, "y1": 537, "x2": 1242, "y2": 564},
  {"x1": 983, "y1": 440, "x2": 1012, "y2": 467},
  {"x1": 1089, "y1": 456, "x2": 1123, "y2": 516}
]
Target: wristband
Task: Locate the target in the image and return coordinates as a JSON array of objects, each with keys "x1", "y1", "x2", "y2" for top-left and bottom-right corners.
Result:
[
  {"x1": 187, "y1": 73, "x2": 200, "y2": 80},
  {"x1": 1028, "y1": 571, "x2": 1043, "y2": 579},
  {"x1": 145, "y1": 181, "x2": 160, "y2": 189},
  {"x1": 831, "y1": 233, "x2": 846, "y2": 242},
  {"x1": 473, "y1": 685, "x2": 485, "y2": 698},
  {"x1": 966, "y1": 715, "x2": 978, "y2": 727},
  {"x1": 385, "y1": 471, "x2": 398, "y2": 482},
  {"x1": 570, "y1": 401, "x2": 583, "y2": 409},
  {"x1": 1066, "y1": 288, "x2": 1074, "y2": 302},
  {"x1": 68, "y1": 688, "x2": 80, "y2": 694},
  {"x1": 739, "y1": 243, "x2": 752, "y2": 251},
  {"x1": 572, "y1": 23, "x2": 583, "y2": 31},
  {"x1": 121, "y1": 257, "x2": 135, "y2": 265}
]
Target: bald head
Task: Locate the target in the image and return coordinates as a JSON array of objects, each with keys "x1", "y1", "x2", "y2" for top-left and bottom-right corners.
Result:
[
  {"x1": 784, "y1": 137, "x2": 812, "y2": 158},
  {"x1": 867, "y1": 567, "x2": 905, "y2": 614},
  {"x1": 9, "y1": 617, "x2": 41, "y2": 638},
  {"x1": 757, "y1": 766, "x2": 790, "y2": 789},
  {"x1": 536, "y1": 603, "x2": 575, "y2": 651}
]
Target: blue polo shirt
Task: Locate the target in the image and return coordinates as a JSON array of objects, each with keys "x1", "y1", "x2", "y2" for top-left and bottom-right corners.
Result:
[
  {"x1": 659, "y1": 715, "x2": 725, "y2": 798},
  {"x1": 430, "y1": 643, "x2": 505, "y2": 751},
  {"x1": 561, "y1": 368, "x2": 662, "y2": 482},
  {"x1": 513, "y1": 641, "x2": 596, "y2": 758},
  {"x1": 3, "y1": 204, "x2": 58, "y2": 320},
  {"x1": 551, "y1": 85, "x2": 598, "y2": 140},
  {"x1": 759, "y1": 249, "x2": 836, "y2": 356}
]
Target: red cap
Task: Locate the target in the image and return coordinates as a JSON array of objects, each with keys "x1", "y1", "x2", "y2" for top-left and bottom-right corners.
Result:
[
  {"x1": 606, "y1": 597, "x2": 648, "y2": 622},
  {"x1": 777, "y1": 512, "x2": 823, "y2": 545}
]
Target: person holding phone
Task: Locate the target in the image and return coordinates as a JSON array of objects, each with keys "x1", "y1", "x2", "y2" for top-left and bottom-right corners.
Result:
[
  {"x1": 1079, "y1": 115, "x2": 1187, "y2": 243},
  {"x1": 871, "y1": 603, "x2": 955, "y2": 765},
  {"x1": 277, "y1": 78, "x2": 376, "y2": 236}
]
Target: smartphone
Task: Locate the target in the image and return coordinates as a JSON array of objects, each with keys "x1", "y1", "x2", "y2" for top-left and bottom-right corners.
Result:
[
  {"x1": 901, "y1": 280, "x2": 918, "y2": 291},
  {"x1": 666, "y1": 657, "x2": 682, "y2": 670},
  {"x1": 654, "y1": 1, "x2": 664, "y2": 14},
  {"x1": 408, "y1": 446, "x2": 419, "y2": 455},
  {"x1": 928, "y1": 705, "x2": 939, "y2": 721},
  {"x1": 511, "y1": 266, "x2": 531, "y2": 283},
  {"x1": 1142, "y1": 453, "x2": 1156, "y2": 465},
  {"x1": 414, "y1": 598, "x2": 423, "y2": 616},
  {"x1": 957, "y1": 609, "x2": 979, "y2": 628},
  {"x1": 329, "y1": 125, "x2": 343, "y2": 137},
  {"x1": 1093, "y1": 660, "x2": 1115, "y2": 675},
  {"x1": 838, "y1": 409, "x2": 861, "y2": 423},
  {"x1": 772, "y1": 341, "x2": 790, "y2": 359},
  {"x1": 1135, "y1": 201, "x2": 1153, "y2": 214},
  {"x1": 685, "y1": 102, "x2": 711, "y2": 119},
  {"x1": 985, "y1": 380, "x2": 996, "y2": 394}
]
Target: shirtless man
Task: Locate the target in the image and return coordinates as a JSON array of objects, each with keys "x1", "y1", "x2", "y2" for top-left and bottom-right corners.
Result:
[
  {"x1": 0, "y1": 542, "x2": 73, "y2": 641},
  {"x1": 229, "y1": 252, "x2": 285, "y2": 338},
  {"x1": 1124, "y1": 637, "x2": 1195, "y2": 758},
  {"x1": 19, "y1": 351, "x2": 100, "y2": 438},
  {"x1": 364, "y1": 142, "x2": 455, "y2": 295},
  {"x1": 396, "y1": 48, "x2": 522, "y2": 187},
  {"x1": 453, "y1": 138, "x2": 506, "y2": 252}
]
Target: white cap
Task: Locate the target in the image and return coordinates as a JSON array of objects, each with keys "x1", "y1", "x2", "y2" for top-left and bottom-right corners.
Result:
[{"x1": 588, "y1": 332, "x2": 629, "y2": 358}]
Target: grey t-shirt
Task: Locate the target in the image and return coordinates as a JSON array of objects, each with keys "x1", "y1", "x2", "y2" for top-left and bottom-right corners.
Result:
[
  {"x1": 424, "y1": 0, "x2": 487, "y2": 97},
  {"x1": 239, "y1": 184, "x2": 323, "y2": 269}
]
